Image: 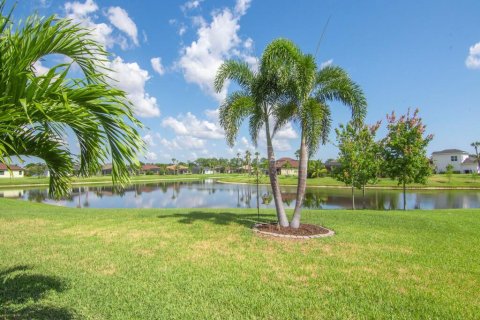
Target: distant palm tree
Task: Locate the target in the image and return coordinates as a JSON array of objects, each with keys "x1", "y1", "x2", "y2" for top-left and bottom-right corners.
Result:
[
  {"x1": 236, "y1": 152, "x2": 242, "y2": 173},
  {"x1": 245, "y1": 150, "x2": 252, "y2": 175},
  {"x1": 471, "y1": 142, "x2": 480, "y2": 171},
  {"x1": 0, "y1": 3, "x2": 144, "y2": 198},
  {"x1": 267, "y1": 39, "x2": 367, "y2": 228},
  {"x1": 214, "y1": 39, "x2": 293, "y2": 226}
]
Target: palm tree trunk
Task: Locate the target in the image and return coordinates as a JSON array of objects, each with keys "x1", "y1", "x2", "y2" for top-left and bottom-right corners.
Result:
[
  {"x1": 265, "y1": 122, "x2": 289, "y2": 227},
  {"x1": 403, "y1": 181, "x2": 406, "y2": 210},
  {"x1": 290, "y1": 131, "x2": 308, "y2": 228}
]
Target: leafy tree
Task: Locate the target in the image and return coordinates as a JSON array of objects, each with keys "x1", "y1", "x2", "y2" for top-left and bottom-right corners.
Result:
[
  {"x1": 445, "y1": 164, "x2": 454, "y2": 183},
  {"x1": 267, "y1": 39, "x2": 367, "y2": 227},
  {"x1": 382, "y1": 109, "x2": 433, "y2": 210},
  {"x1": 214, "y1": 39, "x2": 294, "y2": 226},
  {"x1": 335, "y1": 121, "x2": 381, "y2": 209},
  {"x1": 0, "y1": 3, "x2": 143, "y2": 197},
  {"x1": 25, "y1": 162, "x2": 48, "y2": 177},
  {"x1": 307, "y1": 160, "x2": 327, "y2": 178}
]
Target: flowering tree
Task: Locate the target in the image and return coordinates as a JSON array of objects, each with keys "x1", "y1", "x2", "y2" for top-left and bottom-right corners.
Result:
[{"x1": 382, "y1": 109, "x2": 433, "y2": 210}]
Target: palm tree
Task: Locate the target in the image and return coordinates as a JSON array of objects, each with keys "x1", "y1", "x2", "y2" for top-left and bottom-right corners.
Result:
[
  {"x1": 236, "y1": 152, "x2": 242, "y2": 173},
  {"x1": 171, "y1": 158, "x2": 177, "y2": 175},
  {"x1": 471, "y1": 142, "x2": 480, "y2": 172},
  {"x1": 0, "y1": 3, "x2": 144, "y2": 198},
  {"x1": 214, "y1": 40, "x2": 292, "y2": 227},
  {"x1": 267, "y1": 39, "x2": 367, "y2": 228},
  {"x1": 245, "y1": 150, "x2": 252, "y2": 175}
]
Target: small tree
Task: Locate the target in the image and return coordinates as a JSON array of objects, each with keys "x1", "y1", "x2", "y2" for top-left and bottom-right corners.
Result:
[
  {"x1": 382, "y1": 109, "x2": 433, "y2": 210},
  {"x1": 335, "y1": 121, "x2": 381, "y2": 209},
  {"x1": 445, "y1": 164, "x2": 454, "y2": 183}
]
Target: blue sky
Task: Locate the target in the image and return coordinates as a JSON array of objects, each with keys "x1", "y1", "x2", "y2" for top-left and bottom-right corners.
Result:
[{"x1": 10, "y1": 0, "x2": 480, "y2": 162}]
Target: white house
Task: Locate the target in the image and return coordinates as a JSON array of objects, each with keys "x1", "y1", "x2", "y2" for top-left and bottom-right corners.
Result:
[
  {"x1": 431, "y1": 149, "x2": 479, "y2": 173},
  {"x1": 0, "y1": 164, "x2": 24, "y2": 179}
]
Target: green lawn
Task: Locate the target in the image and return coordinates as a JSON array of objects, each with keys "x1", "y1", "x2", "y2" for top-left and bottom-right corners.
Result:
[
  {"x1": 1, "y1": 173, "x2": 480, "y2": 190},
  {"x1": 0, "y1": 173, "x2": 224, "y2": 188},
  {"x1": 219, "y1": 173, "x2": 480, "y2": 189},
  {"x1": 1, "y1": 199, "x2": 479, "y2": 319}
]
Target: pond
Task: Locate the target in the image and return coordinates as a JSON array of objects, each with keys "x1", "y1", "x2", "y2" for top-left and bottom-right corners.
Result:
[{"x1": 2, "y1": 180, "x2": 480, "y2": 210}]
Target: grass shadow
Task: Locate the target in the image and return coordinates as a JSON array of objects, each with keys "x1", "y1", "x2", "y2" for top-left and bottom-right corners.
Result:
[
  {"x1": 157, "y1": 211, "x2": 277, "y2": 228},
  {"x1": 0, "y1": 265, "x2": 77, "y2": 319}
]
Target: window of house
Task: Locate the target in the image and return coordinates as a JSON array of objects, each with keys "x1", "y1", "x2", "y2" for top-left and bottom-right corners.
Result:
[
  {"x1": 451, "y1": 156, "x2": 457, "y2": 161},
  {"x1": 19, "y1": 170, "x2": 23, "y2": 175},
  {"x1": 0, "y1": 170, "x2": 4, "y2": 175}
]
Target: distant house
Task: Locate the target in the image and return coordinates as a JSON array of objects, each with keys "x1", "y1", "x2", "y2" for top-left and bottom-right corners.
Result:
[
  {"x1": 0, "y1": 164, "x2": 24, "y2": 179},
  {"x1": 324, "y1": 160, "x2": 341, "y2": 173},
  {"x1": 101, "y1": 163, "x2": 113, "y2": 175},
  {"x1": 141, "y1": 164, "x2": 161, "y2": 174},
  {"x1": 166, "y1": 164, "x2": 189, "y2": 175},
  {"x1": 431, "y1": 149, "x2": 479, "y2": 174},
  {"x1": 203, "y1": 168, "x2": 214, "y2": 174},
  {"x1": 275, "y1": 157, "x2": 299, "y2": 176}
]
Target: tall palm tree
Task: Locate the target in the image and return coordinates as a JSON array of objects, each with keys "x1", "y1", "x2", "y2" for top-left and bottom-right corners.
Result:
[
  {"x1": 214, "y1": 40, "x2": 292, "y2": 226},
  {"x1": 0, "y1": 3, "x2": 144, "y2": 198},
  {"x1": 266, "y1": 39, "x2": 367, "y2": 228}
]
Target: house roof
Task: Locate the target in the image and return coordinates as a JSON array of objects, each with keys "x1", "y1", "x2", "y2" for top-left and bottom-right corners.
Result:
[
  {"x1": 166, "y1": 164, "x2": 188, "y2": 170},
  {"x1": 102, "y1": 163, "x2": 113, "y2": 170},
  {"x1": 142, "y1": 164, "x2": 160, "y2": 170},
  {"x1": 275, "y1": 157, "x2": 299, "y2": 169},
  {"x1": 0, "y1": 163, "x2": 23, "y2": 171},
  {"x1": 462, "y1": 156, "x2": 479, "y2": 165},
  {"x1": 432, "y1": 149, "x2": 468, "y2": 155}
]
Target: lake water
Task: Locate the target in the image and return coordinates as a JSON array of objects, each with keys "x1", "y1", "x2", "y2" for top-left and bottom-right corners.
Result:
[{"x1": 2, "y1": 180, "x2": 480, "y2": 210}]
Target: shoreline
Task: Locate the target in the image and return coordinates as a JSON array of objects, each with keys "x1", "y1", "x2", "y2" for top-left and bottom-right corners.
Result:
[{"x1": 1, "y1": 176, "x2": 480, "y2": 191}]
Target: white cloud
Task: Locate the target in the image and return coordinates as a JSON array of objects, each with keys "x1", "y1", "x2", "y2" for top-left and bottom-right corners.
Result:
[
  {"x1": 106, "y1": 57, "x2": 160, "y2": 117},
  {"x1": 107, "y1": 6, "x2": 139, "y2": 46},
  {"x1": 466, "y1": 42, "x2": 480, "y2": 69},
  {"x1": 143, "y1": 134, "x2": 156, "y2": 146},
  {"x1": 204, "y1": 108, "x2": 219, "y2": 121},
  {"x1": 32, "y1": 61, "x2": 49, "y2": 76},
  {"x1": 181, "y1": 0, "x2": 203, "y2": 11},
  {"x1": 320, "y1": 59, "x2": 333, "y2": 69},
  {"x1": 235, "y1": 0, "x2": 251, "y2": 16},
  {"x1": 64, "y1": 0, "x2": 139, "y2": 50},
  {"x1": 178, "y1": 25, "x2": 187, "y2": 36},
  {"x1": 275, "y1": 122, "x2": 298, "y2": 139},
  {"x1": 162, "y1": 112, "x2": 224, "y2": 139},
  {"x1": 177, "y1": 0, "x2": 254, "y2": 102},
  {"x1": 145, "y1": 151, "x2": 158, "y2": 161},
  {"x1": 65, "y1": 0, "x2": 114, "y2": 48},
  {"x1": 272, "y1": 139, "x2": 292, "y2": 152},
  {"x1": 150, "y1": 57, "x2": 165, "y2": 75}
]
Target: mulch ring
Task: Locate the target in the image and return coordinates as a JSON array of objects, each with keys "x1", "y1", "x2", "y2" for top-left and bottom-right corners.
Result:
[{"x1": 252, "y1": 223, "x2": 335, "y2": 239}]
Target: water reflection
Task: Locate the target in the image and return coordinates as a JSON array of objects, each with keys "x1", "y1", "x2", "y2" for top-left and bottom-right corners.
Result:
[{"x1": 6, "y1": 180, "x2": 480, "y2": 210}]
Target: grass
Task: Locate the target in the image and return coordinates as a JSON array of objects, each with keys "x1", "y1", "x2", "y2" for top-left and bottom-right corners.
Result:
[
  {"x1": 0, "y1": 173, "x2": 223, "y2": 188},
  {"x1": 1, "y1": 173, "x2": 479, "y2": 190},
  {"x1": 1, "y1": 198, "x2": 479, "y2": 319},
  {"x1": 218, "y1": 173, "x2": 480, "y2": 189}
]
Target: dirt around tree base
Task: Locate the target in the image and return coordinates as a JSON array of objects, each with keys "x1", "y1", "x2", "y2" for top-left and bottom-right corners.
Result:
[{"x1": 253, "y1": 223, "x2": 334, "y2": 239}]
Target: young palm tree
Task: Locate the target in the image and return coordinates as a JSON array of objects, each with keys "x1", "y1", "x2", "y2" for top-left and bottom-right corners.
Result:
[
  {"x1": 214, "y1": 40, "x2": 292, "y2": 227},
  {"x1": 0, "y1": 4, "x2": 144, "y2": 198},
  {"x1": 266, "y1": 39, "x2": 367, "y2": 228}
]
